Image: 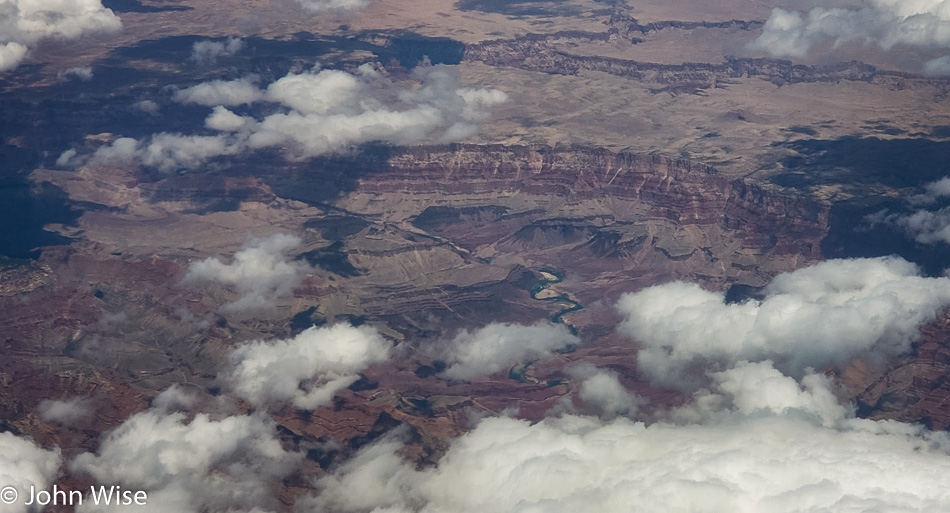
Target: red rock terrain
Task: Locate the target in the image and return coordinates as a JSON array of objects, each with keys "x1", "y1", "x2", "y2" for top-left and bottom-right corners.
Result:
[{"x1": 15, "y1": 143, "x2": 950, "y2": 504}]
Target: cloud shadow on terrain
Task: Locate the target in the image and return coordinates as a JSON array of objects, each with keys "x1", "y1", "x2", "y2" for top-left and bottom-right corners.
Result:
[
  {"x1": 773, "y1": 136, "x2": 950, "y2": 189},
  {"x1": 101, "y1": 0, "x2": 191, "y2": 12},
  {"x1": 455, "y1": 0, "x2": 583, "y2": 17},
  {"x1": 0, "y1": 31, "x2": 465, "y2": 259},
  {"x1": 821, "y1": 198, "x2": 950, "y2": 277},
  {"x1": 774, "y1": 136, "x2": 950, "y2": 276}
]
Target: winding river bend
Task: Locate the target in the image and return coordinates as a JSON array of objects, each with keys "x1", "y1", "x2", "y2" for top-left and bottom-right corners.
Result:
[
  {"x1": 509, "y1": 268, "x2": 584, "y2": 383},
  {"x1": 530, "y1": 268, "x2": 583, "y2": 335}
]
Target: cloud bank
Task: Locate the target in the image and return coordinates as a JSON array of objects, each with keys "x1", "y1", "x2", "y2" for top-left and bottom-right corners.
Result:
[
  {"x1": 0, "y1": 0, "x2": 121, "y2": 71},
  {"x1": 227, "y1": 323, "x2": 391, "y2": 410},
  {"x1": 617, "y1": 256, "x2": 950, "y2": 389},
  {"x1": 307, "y1": 375, "x2": 950, "y2": 513},
  {"x1": 438, "y1": 322, "x2": 579, "y2": 380},
  {"x1": 750, "y1": 0, "x2": 950, "y2": 67},
  {"x1": 67, "y1": 64, "x2": 508, "y2": 171},
  {"x1": 185, "y1": 234, "x2": 310, "y2": 312},
  {"x1": 71, "y1": 410, "x2": 300, "y2": 513},
  {"x1": 0, "y1": 432, "x2": 60, "y2": 513}
]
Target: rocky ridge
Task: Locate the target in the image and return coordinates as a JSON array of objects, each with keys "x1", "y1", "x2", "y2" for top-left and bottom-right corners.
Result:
[{"x1": 465, "y1": 38, "x2": 950, "y2": 93}]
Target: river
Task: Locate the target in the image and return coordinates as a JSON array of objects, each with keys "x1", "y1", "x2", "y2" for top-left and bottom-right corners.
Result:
[{"x1": 508, "y1": 268, "x2": 584, "y2": 383}]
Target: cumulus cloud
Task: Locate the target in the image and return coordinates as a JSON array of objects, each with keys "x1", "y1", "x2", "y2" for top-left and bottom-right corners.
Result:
[
  {"x1": 37, "y1": 397, "x2": 94, "y2": 425},
  {"x1": 172, "y1": 77, "x2": 263, "y2": 106},
  {"x1": 83, "y1": 133, "x2": 243, "y2": 172},
  {"x1": 306, "y1": 351, "x2": 950, "y2": 513},
  {"x1": 190, "y1": 36, "x2": 243, "y2": 66},
  {"x1": 58, "y1": 65, "x2": 92, "y2": 81},
  {"x1": 132, "y1": 99, "x2": 158, "y2": 114},
  {"x1": 675, "y1": 360, "x2": 846, "y2": 427},
  {"x1": 227, "y1": 323, "x2": 391, "y2": 410},
  {"x1": 0, "y1": 42, "x2": 26, "y2": 71},
  {"x1": 912, "y1": 176, "x2": 950, "y2": 204},
  {"x1": 874, "y1": 207, "x2": 950, "y2": 244},
  {"x1": 0, "y1": 0, "x2": 121, "y2": 71},
  {"x1": 67, "y1": 64, "x2": 508, "y2": 171},
  {"x1": 865, "y1": 176, "x2": 950, "y2": 244},
  {"x1": 151, "y1": 385, "x2": 199, "y2": 412},
  {"x1": 750, "y1": 0, "x2": 950, "y2": 64},
  {"x1": 184, "y1": 233, "x2": 310, "y2": 311},
  {"x1": 569, "y1": 364, "x2": 644, "y2": 419},
  {"x1": 437, "y1": 322, "x2": 579, "y2": 381},
  {"x1": 71, "y1": 410, "x2": 301, "y2": 513},
  {"x1": 617, "y1": 256, "x2": 950, "y2": 389},
  {"x1": 0, "y1": 432, "x2": 60, "y2": 513},
  {"x1": 307, "y1": 407, "x2": 950, "y2": 513}
]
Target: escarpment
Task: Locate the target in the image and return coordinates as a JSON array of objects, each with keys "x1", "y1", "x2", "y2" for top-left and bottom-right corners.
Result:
[
  {"x1": 464, "y1": 37, "x2": 950, "y2": 91},
  {"x1": 346, "y1": 145, "x2": 826, "y2": 263}
]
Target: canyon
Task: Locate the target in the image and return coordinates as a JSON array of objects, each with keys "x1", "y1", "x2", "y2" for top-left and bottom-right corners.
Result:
[
  {"x1": 0, "y1": 143, "x2": 836, "y2": 475},
  {"x1": 3, "y1": 0, "x2": 950, "y2": 506}
]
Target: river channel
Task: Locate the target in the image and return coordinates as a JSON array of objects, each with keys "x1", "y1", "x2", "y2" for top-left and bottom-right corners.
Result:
[{"x1": 509, "y1": 268, "x2": 584, "y2": 383}]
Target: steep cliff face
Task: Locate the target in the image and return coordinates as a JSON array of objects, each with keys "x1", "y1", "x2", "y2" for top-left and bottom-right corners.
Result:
[
  {"x1": 606, "y1": 13, "x2": 764, "y2": 37},
  {"x1": 346, "y1": 145, "x2": 825, "y2": 278},
  {"x1": 464, "y1": 37, "x2": 950, "y2": 91}
]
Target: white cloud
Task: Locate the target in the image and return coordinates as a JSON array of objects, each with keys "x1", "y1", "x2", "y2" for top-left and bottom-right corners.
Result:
[
  {"x1": 226, "y1": 323, "x2": 391, "y2": 410},
  {"x1": 172, "y1": 77, "x2": 263, "y2": 106},
  {"x1": 71, "y1": 410, "x2": 301, "y2": 513},
  {"x1": 71, "y1": 64, "x2": 507, "y2": 171},
  {"x1": 864, "y1": 176, "x2": 950, "y2": 244},
  {"x1": 306, "y1": 356, "x2": 950, "y2": 513},
  {"x1": 132, "y1": 100, "x2": 158, "y2": 114},
  {"x1": 151, "y1": 385, "x2": 199, "y2": 412},
  {"x1": 0, "y1": 42, "x2": 27, "y2": 71},
  {"x1": 85, "y1": 133, "x2": 243, "y2": 172},
  {"x1": 436, "y1": 322, "x2": 578, "y2": 381},
  {"x1": 190, "y1": 37, "x2": 243, "y2": 66},
  {"x1": 59, "y1": 65, "x2": 92, "y2": 80},
  {"x1": 184, "y1": 233, "x2": 310, "y2": 311},
  {"x1": 37, "y1": 397, "x2": 94, "y2": 425},
  {"x1": 570, "y1": 364, "x2": 644, "y2": 419},
  {"x1": 204, "y1": 105, "x2": 254, "y2": 131},
  {"x1": 0, "y1": 0, "x2": 121, "y2": 72},
  {"x1": 244, "y1": 64, "x2": 508, "y2": 159},
  {"x1": 0, "y1": 432, "x2": 60, "y2": 513},
  {"x1": 695, "y1": 360, "x2": 846, "y2": 427},
  {"x1": 879, "y1": 207, "x2": 950, "y2": 244},
  {"x1": 913, "y1": 176, "x2": 950, "y2": 204},
  {"x1": 307, "y1": 414, "x2": 950, "y2": 513},
  {"x1": 750, "y1": 1, "x2": 950, "y2": 65},
  {"x1": 264, "y1": 67, "x2": 365, "y2": 115},
  {"x1": 617, "y1": 256, "x2": 950, "y2": 389}
]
